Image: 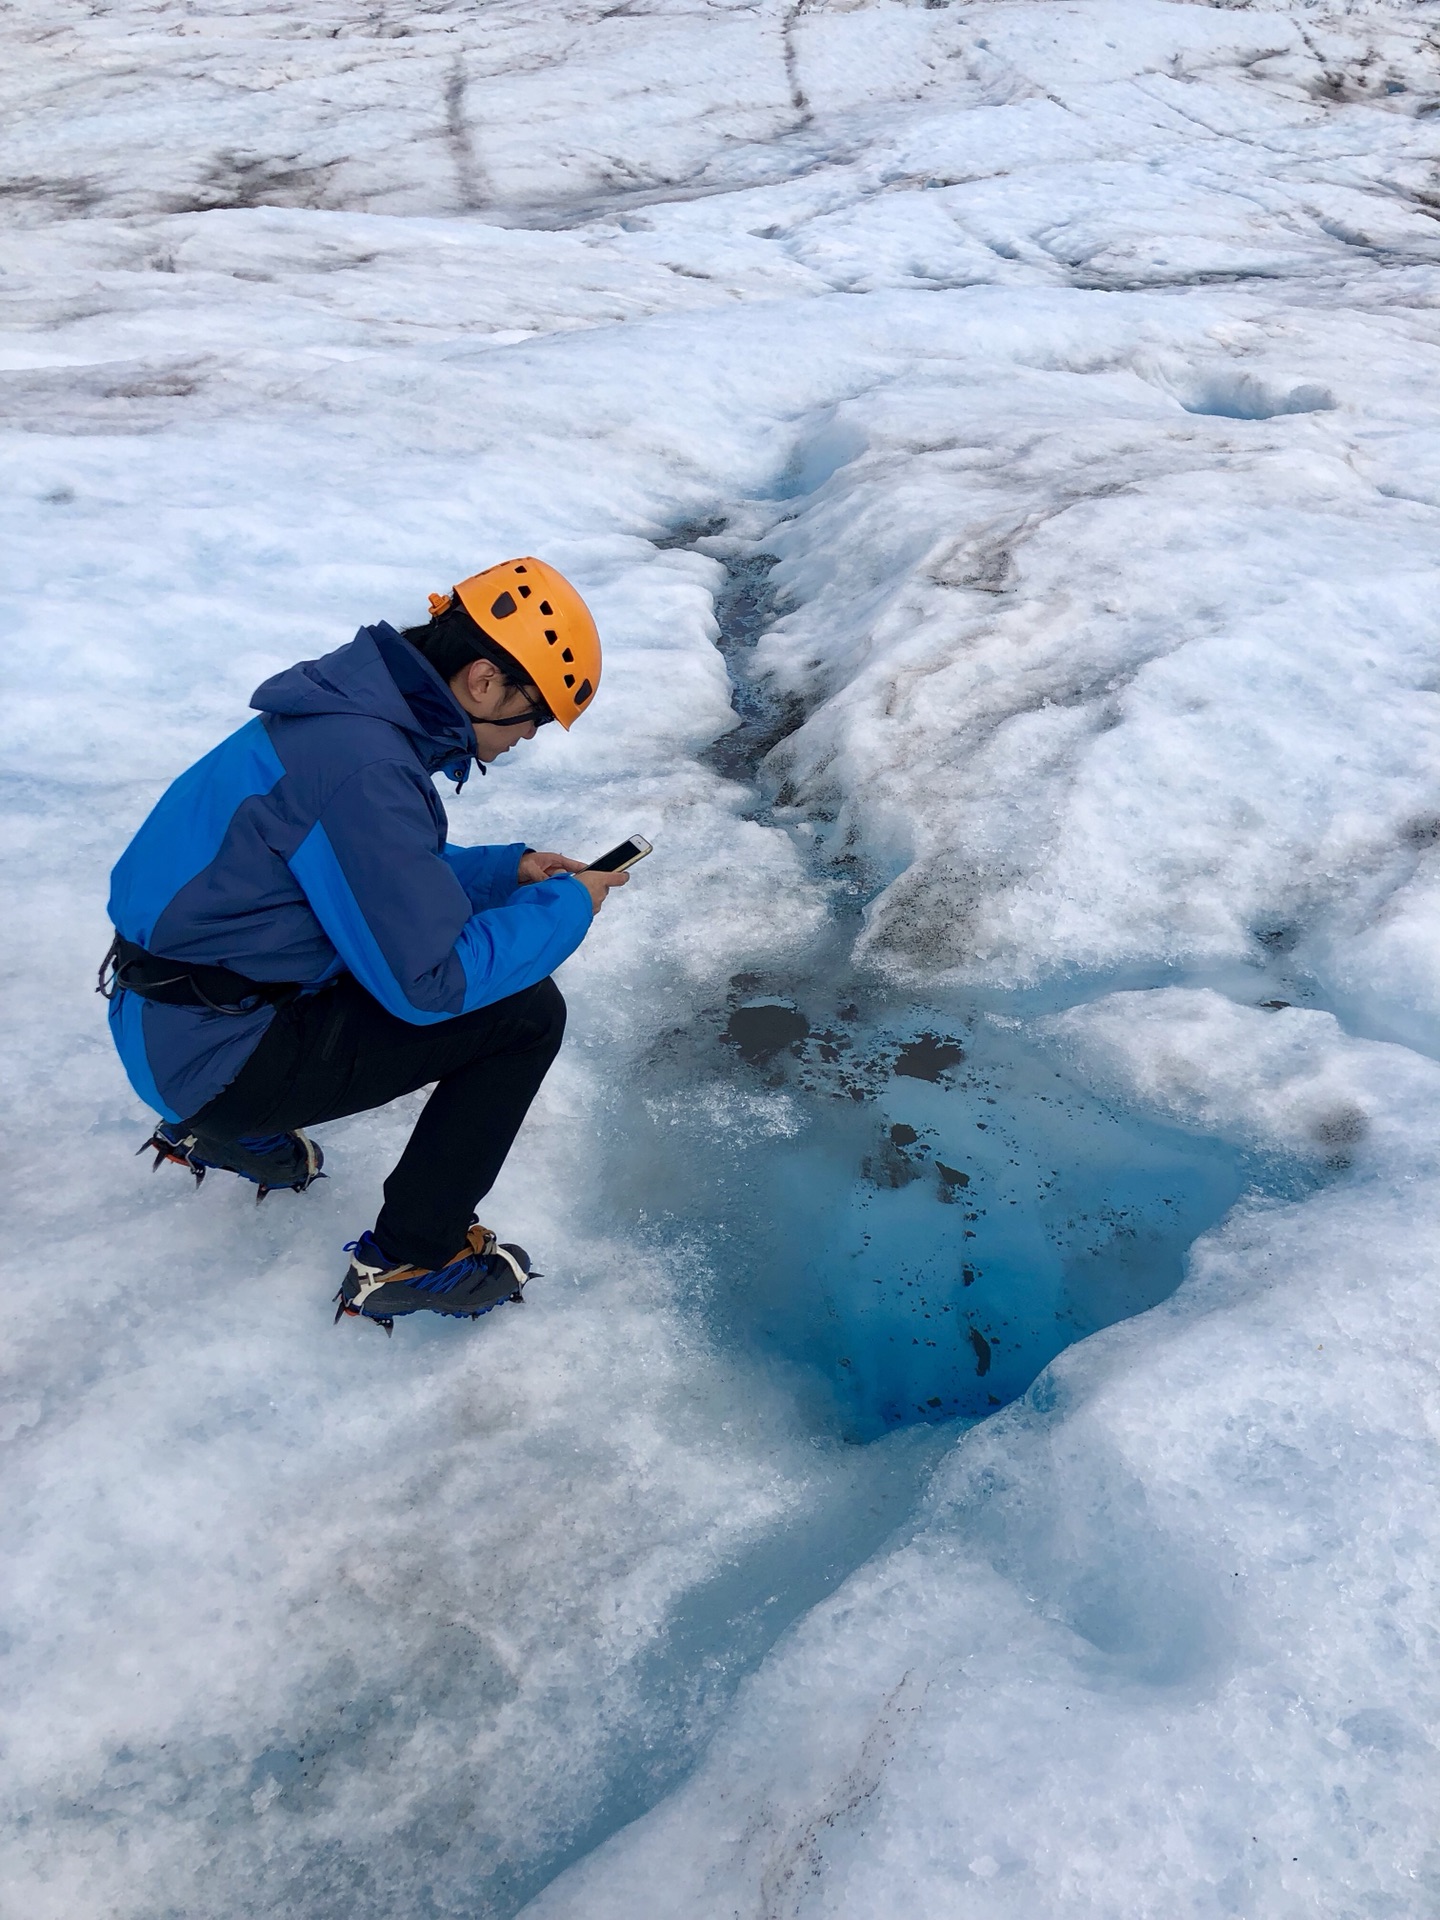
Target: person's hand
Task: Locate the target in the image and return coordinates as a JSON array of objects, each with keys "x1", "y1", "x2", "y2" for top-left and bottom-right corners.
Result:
[
  {"x1": 573, "y1": 869, "x2": 629, "y2": 915},
  {"x1": 518, "y1": 849, "x2": 588, "y2": 885}
]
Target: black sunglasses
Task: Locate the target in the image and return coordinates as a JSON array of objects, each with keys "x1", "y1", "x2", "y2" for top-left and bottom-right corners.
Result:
[{"x1": 488, "y1": 683, "x2": 556, "y2": 728}]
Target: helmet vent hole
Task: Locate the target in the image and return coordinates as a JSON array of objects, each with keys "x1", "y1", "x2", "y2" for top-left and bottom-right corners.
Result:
[
  {"x1": 563, "y1": 672, "x2": 576, "y2": 689},
  {"x1": 544, "y1": 628, "x2": 557, "y2": 644},
  {"x1": 518, "y1": 584, "x2": 532, "y2": 598},
  {"x1": 574, "y1": 677, "x2": 593, "y2": 705},
  {"x1": 539, "y1": 599, "x2": 553, "y2": 616},
  {"x1": 561, "y1": 647, "x2": 574, "y2": 663},
  {"x1": 489, "y1": 591, "x2": 517, "y2": 619},
  {"x1": 514, "y1": 563, "x2": 528, "y2": 573}
]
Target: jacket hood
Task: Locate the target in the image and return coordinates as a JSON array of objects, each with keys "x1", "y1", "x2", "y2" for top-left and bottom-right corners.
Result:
[{"x1": 250, "y1": 624, "x2": 478, "y2": 782}]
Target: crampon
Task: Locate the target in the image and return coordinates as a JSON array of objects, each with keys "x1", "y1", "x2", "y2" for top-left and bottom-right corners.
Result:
[
  {"x1": 334, "y1": 1224, "x2": 536, "y2": 1335},
  {"x1": 142, "y1": 1122, "x2": 324, "y2": 1202}
]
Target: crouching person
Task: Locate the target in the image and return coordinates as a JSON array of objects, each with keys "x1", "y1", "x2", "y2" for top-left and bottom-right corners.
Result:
[{"x1": 100, "y1": 558, "x2": 627, "y2": 1331}]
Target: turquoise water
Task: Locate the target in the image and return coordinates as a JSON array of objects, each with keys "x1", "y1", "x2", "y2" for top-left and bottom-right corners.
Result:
[{"x1": 619, "y1": 982, "x2": 1256, "y2": 1441}]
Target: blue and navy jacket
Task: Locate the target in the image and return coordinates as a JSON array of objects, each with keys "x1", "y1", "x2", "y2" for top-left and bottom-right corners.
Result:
[{"x1": 107, "y1": 622, "x2": 592, "y2": 1122}]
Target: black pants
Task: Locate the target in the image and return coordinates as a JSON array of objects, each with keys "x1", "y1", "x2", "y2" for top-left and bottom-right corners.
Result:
[{"x1": 191, "y1": 975, "x2": 566, "y2": 1269}]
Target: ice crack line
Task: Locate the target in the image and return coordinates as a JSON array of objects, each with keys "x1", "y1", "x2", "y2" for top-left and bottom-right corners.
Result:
[
  {"x1": 781, "y1": 1, "x2": 814, "y2": 125},
  {"x1": 445, "y1": 56, "x2": 488, "y2": 211}
]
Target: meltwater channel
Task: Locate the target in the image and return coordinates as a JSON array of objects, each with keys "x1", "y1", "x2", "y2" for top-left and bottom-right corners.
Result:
[{"x1": 606, "y1": 532, "x2": 1308, "y2": 1444}]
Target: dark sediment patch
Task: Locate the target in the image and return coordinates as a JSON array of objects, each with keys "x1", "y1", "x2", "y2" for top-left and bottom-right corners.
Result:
[
  {"x1": 723, "y1": 1002, "x2": 810, "y2": 1065},
  {"x1": 893, "y1": 1033, "x2": 965, "y2": 1080}
]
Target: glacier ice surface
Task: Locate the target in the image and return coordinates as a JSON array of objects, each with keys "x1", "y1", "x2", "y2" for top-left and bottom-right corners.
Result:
[{"x1": 3, "y1": 0, "x2": 1440, "y2": 1914}]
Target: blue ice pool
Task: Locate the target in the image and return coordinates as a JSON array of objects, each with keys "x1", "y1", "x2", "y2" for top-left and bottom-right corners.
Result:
[{"x1": 616, "y1": 982, "x2": 1265, "y2": 1441}]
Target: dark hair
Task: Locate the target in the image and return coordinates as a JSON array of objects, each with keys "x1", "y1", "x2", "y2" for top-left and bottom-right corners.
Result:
[{"x1": 402, "y1": 597, "x2": 531, "y2": 690}]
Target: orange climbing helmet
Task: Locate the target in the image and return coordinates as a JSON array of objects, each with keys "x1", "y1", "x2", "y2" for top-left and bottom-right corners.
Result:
[{"x1": 431, "y1": 557, "x2": 601, "y2": 729}]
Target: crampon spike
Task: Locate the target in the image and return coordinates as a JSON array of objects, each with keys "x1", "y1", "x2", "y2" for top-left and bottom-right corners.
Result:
[
  {"x1": 332, "y1": 1287, "x2": 393, "y2": 1335},
  {"x1": 261, "y1": 1167, "x2": 326, "y2": 1204},
  {"x1": 142, "y1": 1128, "x2": 205, "y2": 1186}
]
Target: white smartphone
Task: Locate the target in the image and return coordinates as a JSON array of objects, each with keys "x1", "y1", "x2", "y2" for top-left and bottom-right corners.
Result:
[{"x1": 584, "y1": 834, "x2": 653, "y2": 874}]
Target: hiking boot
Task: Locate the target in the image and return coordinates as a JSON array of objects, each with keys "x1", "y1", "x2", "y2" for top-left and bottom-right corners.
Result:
[
  {"x1": 334, "y1": 1224, "x2": 535, "y2": 1333},
  {"x1": 144, "y1": 1122, "x2": 324, "y2": 1200}
]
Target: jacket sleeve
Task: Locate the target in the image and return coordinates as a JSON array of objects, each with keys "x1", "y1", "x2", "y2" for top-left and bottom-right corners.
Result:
[
  {"x1": 443, "y1": 841, "x2": 527, "y2": 911},
  {"x1": 287, "y1": 760, "x2": 591, "y2": 1024}
]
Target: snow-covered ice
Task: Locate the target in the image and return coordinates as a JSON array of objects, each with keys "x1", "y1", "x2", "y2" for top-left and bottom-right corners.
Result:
[{"x1": 3, "y1": 0, "x2": 1439, "y2": 1913}]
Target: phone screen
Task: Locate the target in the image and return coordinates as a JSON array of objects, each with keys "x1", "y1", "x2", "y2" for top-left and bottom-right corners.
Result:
[{"x1": 586, "y1": 835, "x2": 652, "y2": 874}]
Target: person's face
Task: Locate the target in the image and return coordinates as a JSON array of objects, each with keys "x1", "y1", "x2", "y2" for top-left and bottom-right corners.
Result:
[{"x1": 449, "y1": 658, "x2": 551, "y2": 762}]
